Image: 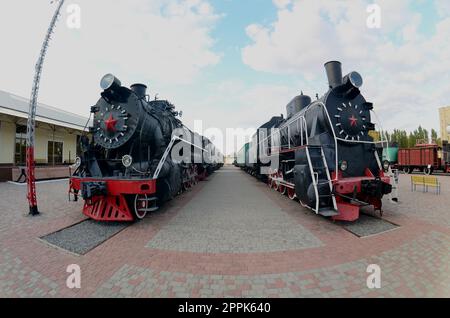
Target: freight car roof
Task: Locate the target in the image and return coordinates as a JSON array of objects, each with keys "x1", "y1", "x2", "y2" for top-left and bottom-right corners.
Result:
[{"x1": 0, "y1": 90, "x2": 90, "y2": 131}]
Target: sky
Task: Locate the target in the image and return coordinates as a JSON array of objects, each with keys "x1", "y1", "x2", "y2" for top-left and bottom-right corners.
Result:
[{"x1": 1, "y1": 0, "x2": 449, "y2": 154}]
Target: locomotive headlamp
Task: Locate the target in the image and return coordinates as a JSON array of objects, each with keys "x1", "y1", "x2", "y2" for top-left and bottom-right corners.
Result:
[
  {"x1": 341, "y1": 72, "x2": 363, "y2": 98},
  {"x1": 340, "y1": 160, "x2": 348, "y2": 172},
  {"x1": 383, "y1": 160, "x2": 390, "y2": 172},
  {"x1": 100, "y1": 74, "x2": 122, "y2": 91},
  {"x1": 346, "y1": 72, "x2": 363, "y2": 88},
  {"x1": 122, "y1": 155, "x2": 133, "y2": 168}
]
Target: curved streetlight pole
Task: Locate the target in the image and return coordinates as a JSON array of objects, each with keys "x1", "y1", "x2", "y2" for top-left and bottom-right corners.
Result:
[{"x1": 27, "y1": 0, "x2": 65, "y2": 215}]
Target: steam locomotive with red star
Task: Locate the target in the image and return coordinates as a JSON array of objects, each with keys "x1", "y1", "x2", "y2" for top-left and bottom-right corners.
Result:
[
  {"x1": 69, "y1": 74, "x2": 223, "y2": 221},
  {"x1": 238, "y1": 61, "x2": 392, "y2": 221}
]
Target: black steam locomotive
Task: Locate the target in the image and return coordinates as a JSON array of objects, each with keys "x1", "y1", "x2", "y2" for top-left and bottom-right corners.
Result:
[
  {"x1": 237, "y1": 61, "x2": 392, "y2": 221},
  {"x1": 70, "y1": 74, "x2": 222, "y2": 221}
]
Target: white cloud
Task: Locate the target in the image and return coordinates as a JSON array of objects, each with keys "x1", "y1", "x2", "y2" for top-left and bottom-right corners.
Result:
[
  {"x1": 273, "y1": 0, "x2": 292, "y2": 10},
  {"x1": 0, "y1": 0, "x2": 221, "y2": 116},
  {"x1": 435, "y1": 0, "x2": 450, "y2": 17},
  {"x1": 177, "y1": 80, "x2": 300, "y2": 154},
  {"x1": 241, "y1": 0, "x2": 450, "y2": 134}
]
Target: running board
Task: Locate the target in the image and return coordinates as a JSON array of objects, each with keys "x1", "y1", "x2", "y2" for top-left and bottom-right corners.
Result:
[
  {"x1": 318, "y1": 209, "x2": 340, "y2": 217},
  {"x1": 335, "y1": 193, "x2": 370, "y2": 207}
]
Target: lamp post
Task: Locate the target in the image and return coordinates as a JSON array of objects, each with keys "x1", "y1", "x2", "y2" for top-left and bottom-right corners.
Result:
[{"x1": 26, "y1": 0, "x2": 65, "y2": 216}]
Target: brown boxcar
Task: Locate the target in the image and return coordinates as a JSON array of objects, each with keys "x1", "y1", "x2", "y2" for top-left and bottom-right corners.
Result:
[{"x1": 398, "y1": 144, "x2": 442, "y2": 175}]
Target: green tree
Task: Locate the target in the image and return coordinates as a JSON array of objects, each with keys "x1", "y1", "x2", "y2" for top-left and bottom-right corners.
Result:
[
  {"x1": 390, "y1": 129, "x2": 408, "y2": 148},
  {"x1": 385, "y1": 126, "x2": 439, "y2": 148},
  {"x1": 431, "y1": 129, "x2": 442, "y2": 146},
  {"x1": 408, "y1": 132, "x2": 416, "y2": 148}
]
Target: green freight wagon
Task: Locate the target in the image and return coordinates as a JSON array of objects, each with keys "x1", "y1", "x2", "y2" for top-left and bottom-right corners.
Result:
[
  {"x1": 383, "y1": 145, "x2": 399, "y2": 164},
  {"x1": 236, "y1": 143, "x2": 250, "y2": 169}
]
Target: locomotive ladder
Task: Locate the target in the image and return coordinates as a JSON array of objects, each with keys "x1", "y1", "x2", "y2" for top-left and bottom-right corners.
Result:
[{"x1": 305, "y1": 146, "x2": 338, "y2": 216}]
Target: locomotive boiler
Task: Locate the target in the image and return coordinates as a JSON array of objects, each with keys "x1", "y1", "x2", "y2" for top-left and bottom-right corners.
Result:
[
  {"x1": 238, "y1": 61, "x2": 393, "y2": 221},
  {"x1": 69, "y1": 74, "x2": 222, "y2": 221}
]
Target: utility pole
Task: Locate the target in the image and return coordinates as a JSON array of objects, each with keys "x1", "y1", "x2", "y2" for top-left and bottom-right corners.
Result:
[{"x1": 27, "y1": 0, "x2": 65, "y2": 216}]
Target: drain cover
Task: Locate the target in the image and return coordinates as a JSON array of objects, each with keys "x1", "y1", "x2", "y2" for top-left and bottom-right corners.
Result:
[
  {"x1": 343, "y1": 215, "x2": 399, "y2": 237},
  {"x1": 41, "y1": 220, "x2": 128, "y2": 255}
]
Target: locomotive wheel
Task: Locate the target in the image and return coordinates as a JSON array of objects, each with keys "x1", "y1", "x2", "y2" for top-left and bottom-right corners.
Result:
[
  {"x1": 424, "y1": 167, "x2": 433, "y2": 175},
  {"x1": 403, "y1": 167, "x2": 412, "y2": 174},
  {"x1": 272, "y1": 178, "x2": 279, "y2": 191},
  {"x1": 183, "y1": 181, "x2": 192, "y2": 191},
  {"x1": 133, "y1": 194, "x2": 149, "y2": 220},
  {"x1": 191, "y1": 166, "x2": 198, "y2": 185},
  {"x1": 287, "y1": 188, "x2": 297, "y2": 200}
]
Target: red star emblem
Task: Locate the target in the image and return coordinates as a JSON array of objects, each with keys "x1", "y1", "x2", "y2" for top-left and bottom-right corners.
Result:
[
  {"x1": 349, "y1": 115, "x2": 358, "y2": 127},
  {"x1": 104, "y1": 114, "x2": 118, "y2": 132}
]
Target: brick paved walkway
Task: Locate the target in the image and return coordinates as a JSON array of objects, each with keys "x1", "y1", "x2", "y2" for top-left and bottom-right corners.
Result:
[
  {"x1": 0, "y1": 167, "x2": 449, "y2": 298},
  {"x1": 147, "y1": 168, "x2": 322, "y2": 253}
]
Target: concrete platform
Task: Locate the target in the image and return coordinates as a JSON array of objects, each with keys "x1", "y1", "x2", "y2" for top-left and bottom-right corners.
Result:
[{"x1": 0, "y1": 166, "x2": 449, "y2": 298}]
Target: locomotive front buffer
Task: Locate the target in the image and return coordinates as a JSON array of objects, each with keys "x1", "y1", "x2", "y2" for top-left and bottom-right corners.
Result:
[{"x1": 70, "y1": 177, "x2": 158, "y2": 222}]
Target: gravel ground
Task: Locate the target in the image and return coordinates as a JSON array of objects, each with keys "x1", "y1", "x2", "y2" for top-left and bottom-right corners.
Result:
[
  {"x1": 342, "y1": 214, "x2": 399, "y2": 237},
  {"x1": 41, "y1": 220, "x2": 128, "y2": 255}
]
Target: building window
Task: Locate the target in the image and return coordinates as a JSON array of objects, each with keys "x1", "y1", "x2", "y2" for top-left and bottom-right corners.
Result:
[
  {"x1": 48, "y1": 141, "x2": 63, "y2": 165},
  {"x1": 14, "y1": 125, "x2": 27, "y2": 165}
]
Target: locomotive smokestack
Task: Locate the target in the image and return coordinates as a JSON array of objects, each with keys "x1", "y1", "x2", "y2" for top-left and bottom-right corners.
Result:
[
  {"x1": 324, "y1": 61, "x2": 343, "y2": 89},
  {"x1": 131, "y1": 83, "x2": 148, "y2": 99}
]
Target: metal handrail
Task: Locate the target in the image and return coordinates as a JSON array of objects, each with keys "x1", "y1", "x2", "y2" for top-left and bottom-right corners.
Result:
[
  {"x1": 305, "y1": 147, "x2": 320, "y2": 214},
  {"x1": 152, "y1": 136, "x2": 206, "y2": 179}
]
